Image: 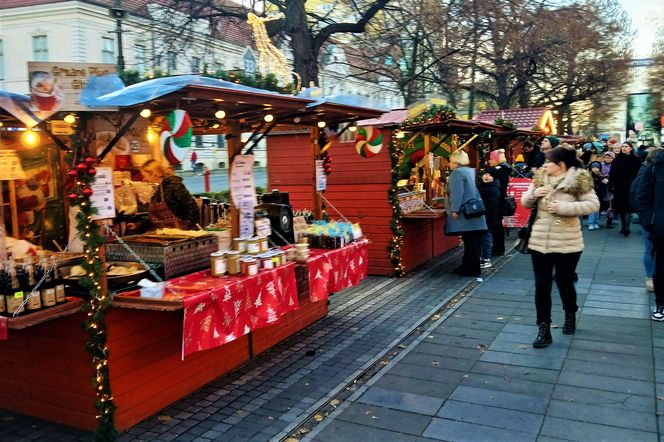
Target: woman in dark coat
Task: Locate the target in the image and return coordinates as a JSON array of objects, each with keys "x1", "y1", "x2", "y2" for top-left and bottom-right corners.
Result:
[
  {"x1": 445, "y1": 149, "x2": 488, "y2": 278},
  {"x1": 486, "y1": 149, "x2": 512, "y2": 255},
  {"x1": 636, "y1": 149, "x2": 664, "y2": 320},
  {"x1": 609, "y1": 141, "x2": 642, "y2": 236}
]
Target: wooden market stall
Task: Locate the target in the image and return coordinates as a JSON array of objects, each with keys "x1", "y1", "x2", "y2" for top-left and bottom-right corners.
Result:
[
  {"x1": 473, "y1": 107, "x2": 558, "y2": 162},
  {"x1": 267, "y1": 107, "x2": 503, "y2": 276},
  {"x1": 0, "y1": 76, "x2": 382, "y2": 433}
]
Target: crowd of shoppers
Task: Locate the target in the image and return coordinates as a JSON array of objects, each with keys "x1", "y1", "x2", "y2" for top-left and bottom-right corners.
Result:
[{"x1": 445, "y1": 135, "x2": 663, "y2": 345}]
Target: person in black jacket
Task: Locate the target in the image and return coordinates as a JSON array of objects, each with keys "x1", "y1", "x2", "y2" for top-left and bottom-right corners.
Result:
[
  {"x1": 636, "y1": 149, "x2": 664, "y2": 320},
  {"x1": 632, "y1": 148, "x2": 663, "y2": 292},
  {"x1": 609, "y1": 141, "x2": 642, "y2": 236},
  {"x1": 486, "y1": 149, "x2": 512, "y2": 256},
  {"x1": 587, "y1": 161, "x2": 606, "y2": 230},
  {"x1": 478, "y1": 172, "x2": 502, "y2": 268},
  {"x1": 523, "y1": 141, "x2": 545, "y2": 172}
]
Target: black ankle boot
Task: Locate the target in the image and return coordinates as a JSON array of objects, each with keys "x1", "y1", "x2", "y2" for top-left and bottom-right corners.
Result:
[
  {"x1": 533, "y1": 323, "x2": 553, "y2": 348},
  {"x1": 563, "y1": 312, "x2": 576, "y2": 334}
]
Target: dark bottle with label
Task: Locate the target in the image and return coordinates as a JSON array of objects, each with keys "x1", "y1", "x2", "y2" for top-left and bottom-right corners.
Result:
[
  {"x1": 39, "y1": 256, "x2": 56, "y2": 308},
  {"x1": 51, "y1": 256, "x2": 66, "y2": 304},
  {"x1": 6, "y1": 260, "x2": 25, "y2": 316},
  {"x1": 23, "y1": 258, "x2": 41, "y2": 313},
  {"x1": 0, "y1": 267, "x2": 7, "y2": 316}
]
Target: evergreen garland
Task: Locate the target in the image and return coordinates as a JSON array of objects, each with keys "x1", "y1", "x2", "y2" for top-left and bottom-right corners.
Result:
[
  {"x1": 494, "y1": 118, "x2": 517, "y2": 131},
  {"x1": 401, "y1": 105, "x2": 456, "y2": 127},
  {"x1": 119, "y1": 68, "x2": 295, "y2": 94},
  {"x1": 66, "y1": 130, "x2": 117, "y2": 441},
  {"x1": 387, "y1": 139, "x2": 405, "y2": 277}
]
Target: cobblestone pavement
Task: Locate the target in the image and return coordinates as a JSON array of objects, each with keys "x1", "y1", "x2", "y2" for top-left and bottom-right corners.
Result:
[{"x1": 2, "y1": 226, "x2": 660, "y2": 442}]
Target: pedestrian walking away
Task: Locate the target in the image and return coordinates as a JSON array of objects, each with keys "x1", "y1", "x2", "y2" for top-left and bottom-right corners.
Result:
[
  {"x1": 486, "y1": 148, "x2": 512, "y2": 256},
  {"x1": 445, "y1": 149, "x2": 488, "y2": 278},
  {"x1": 478, "y1": 172, "x2": 502, "y2": 268},
  {"x1": 609, "y1": 141, "x2": 642, "y2": 236},
  {"x1": 521, "y1": 146, "x2": 599, "y2": 348},
  {"x1": 600, "y1": 151, "x2": 615, "y2": 227},
  {"x1": 587, "y1": 161, "x2": 606, "y2": 230},
  {"x1": 631, "y1": 147, "x2": 662, "y2": 292},
  {"x1": 636, "y1": 149, "x2": 664, "y2": 320}
]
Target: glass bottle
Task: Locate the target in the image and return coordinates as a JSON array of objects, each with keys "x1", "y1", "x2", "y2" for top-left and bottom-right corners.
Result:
[
  {"x1": 0, "y1": 266, "x2": 7, "y2": 316},
  {"x1": 6, "y1": 260, "x2": 25, "y2": 316},
  {"x1": 39, "y1": 256, "x2": 56, "y2": 308},
  {"x1": 23, "y1": 258, "x2": 41, "y2": 313},
  {"x1": 51, "y1": 256, "x2": 66, "y2": 304}
]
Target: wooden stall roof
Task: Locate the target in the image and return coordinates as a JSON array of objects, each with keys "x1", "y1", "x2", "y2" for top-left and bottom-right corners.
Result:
[
  {"x1": 402, "y1": 118, "x2": 504, "y2": 135},
  {"x1": 82, "y1": 78, "x2": 384, "y2": 131},
  {"x1": 474, "y1": 107, "x2": 557, "y2": 134},
  {"x1": 358, "y1": 108, "x2": 409, "y2": 128}
]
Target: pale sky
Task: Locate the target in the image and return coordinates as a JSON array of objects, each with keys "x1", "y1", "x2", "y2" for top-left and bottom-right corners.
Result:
[{"x1": 618, "y1": 0, "x2": 662, "y2": 58}]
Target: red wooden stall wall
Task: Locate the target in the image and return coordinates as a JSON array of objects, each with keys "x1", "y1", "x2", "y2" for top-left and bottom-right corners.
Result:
[
  {"x1": 0, "y1": 309, "x2": 250, "y2": 431},
  {"x1": 267, "y1": 128, "x2": 460, "y2": 276}
]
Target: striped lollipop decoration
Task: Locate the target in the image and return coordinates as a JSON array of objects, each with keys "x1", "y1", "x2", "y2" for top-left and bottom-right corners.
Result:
[
  {"x1": 161, "y1": 109, "x2": 193, "y2": 165},
  {"x1": 355, "y1": 126, "x2": 383, "y2": 158}
]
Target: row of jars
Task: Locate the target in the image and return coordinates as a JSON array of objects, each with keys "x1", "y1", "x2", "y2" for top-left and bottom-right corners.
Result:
[
  {"x1": 210, "y1": 249, "x2": 287, "y2": 277},
  {"x1": 232, "y1": 236, "x2": 269, "y2": 255}
]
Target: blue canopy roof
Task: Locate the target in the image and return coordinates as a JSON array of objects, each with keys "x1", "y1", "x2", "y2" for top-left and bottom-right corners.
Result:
[{"x1": 80, "y1": 74, "x2": 287, "y2": 108}]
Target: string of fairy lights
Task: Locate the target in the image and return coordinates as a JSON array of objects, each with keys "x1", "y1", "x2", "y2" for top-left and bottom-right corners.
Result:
[{"x1": 66, "y1": 128, "x2": 117, "y2": 440}]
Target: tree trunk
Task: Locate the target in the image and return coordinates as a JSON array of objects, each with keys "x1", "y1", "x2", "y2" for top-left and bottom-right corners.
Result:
[{"x1": 285, "y1": 0, "x2": 319, "y2": 86}]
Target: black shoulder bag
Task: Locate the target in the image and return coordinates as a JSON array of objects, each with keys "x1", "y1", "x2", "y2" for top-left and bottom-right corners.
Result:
[{"x1": 515, "y1": 204, "x2": 538, "y2": 254}]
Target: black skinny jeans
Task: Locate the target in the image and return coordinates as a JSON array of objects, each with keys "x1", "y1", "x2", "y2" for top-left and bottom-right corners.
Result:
[
  {"x1": 460, "y1": 230, "x2": 483, "y2": 276},
  {"x1": 619, "y1": 212, "x2": 632, "y2": 232},
  {"x1": 654, "y1": 240, "x2": 664, "y2": 307},
  {"x1": 531, "y1": 250, "x2": 581, "y2": 325},
  {"x1": 491, "y1": 216, "x2": 505, "y2": 255}
]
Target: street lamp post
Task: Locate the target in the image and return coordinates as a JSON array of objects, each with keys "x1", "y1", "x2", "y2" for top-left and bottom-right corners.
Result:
[{"x1": 110, "y1": 0, "x2": 127, "y2": 71}]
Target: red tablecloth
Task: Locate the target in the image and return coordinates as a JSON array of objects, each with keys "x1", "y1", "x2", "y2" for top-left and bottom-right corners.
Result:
[
  {"x1": 0, "y1": 317, "x2": 7, "y2": 340},
  {"x1": 173, "y1": 263, "x2": 298, "y2": 358},
  {"x1": 306, "y1": 239, "x2": 369, "y2": 301}
]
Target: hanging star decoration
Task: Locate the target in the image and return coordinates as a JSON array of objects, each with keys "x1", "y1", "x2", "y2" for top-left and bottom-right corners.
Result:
[{"x1": 247, "y1": 12, "x2": 297, "y2": 89}]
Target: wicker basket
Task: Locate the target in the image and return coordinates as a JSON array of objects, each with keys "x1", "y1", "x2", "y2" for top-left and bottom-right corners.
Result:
[{"x1": 105, "y1": 235, "x2": 218, "y2": 280}]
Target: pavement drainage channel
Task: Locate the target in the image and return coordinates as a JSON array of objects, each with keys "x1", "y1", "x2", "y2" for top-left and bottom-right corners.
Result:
[{"x1": 278, "y1": 249, "x2": 517, "y2": 442}]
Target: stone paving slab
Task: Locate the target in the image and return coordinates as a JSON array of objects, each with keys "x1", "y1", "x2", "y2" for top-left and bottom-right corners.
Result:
[{"x1": 311, "y1": 227, "x2": 664, "y2": 441}]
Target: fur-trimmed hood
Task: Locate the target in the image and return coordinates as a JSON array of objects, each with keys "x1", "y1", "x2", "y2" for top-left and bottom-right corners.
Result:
[{"x1": 532, "y1": 167, "x2": 594, "y2": 196}]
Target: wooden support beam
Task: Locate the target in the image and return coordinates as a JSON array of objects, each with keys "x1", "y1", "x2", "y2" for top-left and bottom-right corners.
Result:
[
  {"x1": 226, "y1": 121, "x2": 242, "y2": 238},
  {"x1": 310, "y1": 126, "x2": 322, "y2": 220}
]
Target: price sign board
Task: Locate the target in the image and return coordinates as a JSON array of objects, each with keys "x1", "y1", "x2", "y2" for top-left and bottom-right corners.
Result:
[{"x1": 90, "y1": 167, "x2": 116, "y2": 220}]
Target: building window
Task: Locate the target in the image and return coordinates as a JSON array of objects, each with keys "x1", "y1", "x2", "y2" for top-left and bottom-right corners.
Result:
[
  {"x1": 167, "y1": 51, "x2": 177, "y2": 74},
  {"x1": 32, "y1": 35, "x2": 49, "y2": 61},
  {"x1": 0, "y1": 39, "x2": 4, "y2": 81},
  {"x1": 101, "y1": 37, "x2": 115, "y2": 63},
  {"x1": 339, "y1": 123, "x2": 356, "y2": 143},
  {"x1": 134, "y1": 44, "x2": 147, "y2": 73},
  {"x1": 244, "y1": 50, "x2": 256, "y2": 75},
  {"x1": 191, "y1": 57, "x2": 200, "y2": 73}
]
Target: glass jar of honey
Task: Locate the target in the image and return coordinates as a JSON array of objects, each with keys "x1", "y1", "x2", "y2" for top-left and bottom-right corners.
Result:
[{"x1": 226, "y1": 251, "x2": 242, "y2": 275}]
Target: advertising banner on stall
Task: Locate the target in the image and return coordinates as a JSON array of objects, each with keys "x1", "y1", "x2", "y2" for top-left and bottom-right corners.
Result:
[
  {"x1": 27, "y1": 62, "x2": 116, "y2": 111},
  {"x1": 90, "y1": 167, "x2": 116, "y2": 220},
  {"x1": 503, "y1": 178, "x2": 532, "y2": 228},
  {"x1": 230, "y1": 155, "x2": 258, "y2": 237}
]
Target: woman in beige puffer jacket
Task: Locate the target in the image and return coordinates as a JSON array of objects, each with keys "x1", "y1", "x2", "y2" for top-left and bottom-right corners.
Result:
[{"x1": 521, "y1": 146, "x2": 599, "y2": 349}]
